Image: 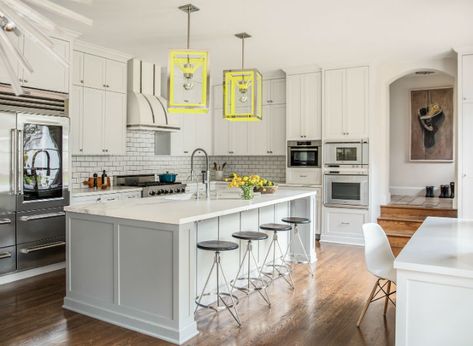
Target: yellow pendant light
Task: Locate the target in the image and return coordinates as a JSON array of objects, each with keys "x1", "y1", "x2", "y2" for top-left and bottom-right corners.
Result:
[
  {"x1": 224, "y1": 33, "x2": 262, "y2": 122},
  {"x1": 168, "y1": 4, "x2": 209, "y2": 114}
]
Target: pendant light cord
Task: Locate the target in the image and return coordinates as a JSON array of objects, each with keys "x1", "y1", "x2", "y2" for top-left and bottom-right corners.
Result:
[
  {"x1": 241, "y1": 36, "x2": 245, "y2": 69},
  {"x1": 186, "y1": 6, "x2": 191, "y2": 49}
]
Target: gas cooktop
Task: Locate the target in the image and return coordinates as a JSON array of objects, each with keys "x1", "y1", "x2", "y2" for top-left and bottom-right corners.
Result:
[{"x1": 115, "y1": 174, "x2": 187, "y2": 197}]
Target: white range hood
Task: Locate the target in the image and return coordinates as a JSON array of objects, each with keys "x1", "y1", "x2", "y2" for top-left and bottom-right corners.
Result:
[{"x1": 127, "y1": 59, "x2": 180, "y2": 132}]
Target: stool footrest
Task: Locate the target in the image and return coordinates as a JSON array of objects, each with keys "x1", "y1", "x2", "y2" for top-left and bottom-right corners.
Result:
[
  {"x1": 195, "y1": 292, "x2": 239, "y2": 311},
  {"x1": 232, "y1": 276, "x2": 270, "y2": 293}
]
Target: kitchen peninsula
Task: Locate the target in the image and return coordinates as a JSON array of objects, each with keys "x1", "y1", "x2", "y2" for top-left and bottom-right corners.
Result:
[{"x1": 63, "y1": 187, "x2": 317, "y2": 344}]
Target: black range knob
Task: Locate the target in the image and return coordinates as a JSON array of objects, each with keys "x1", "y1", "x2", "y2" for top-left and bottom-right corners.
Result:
[{"x1": 149, "y1": 191, "x2": 156, "y2": 196}]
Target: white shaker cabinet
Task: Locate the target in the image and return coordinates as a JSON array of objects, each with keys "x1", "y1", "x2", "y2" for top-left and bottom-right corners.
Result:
[
  {"x1": 78, "y1": 52, "x2": 126, "y2": 93},
  {"x1": 247, "y1": 104, "x2": 285, "y2": 155},
  {"x1": 70, "y1": 86, "x2": 84, "y2": 155},
  {"x1": 104, "y1": 91, "x2": 127, "y2": 155},
  {"x1": 462, "y1": 54, "x2": 473, "y2": 102},
  {"x1": 263, "y1": 78, "x2": 286, "y2": 105},
  {"x1": 213, "y1": 108, "x2": 230, "y2": 155},
  {"x1": 286, "y1": 72, "x2": 321, "y2": 140},
  {"x1": 171, "y1": 114, "x2": 212, "y2": 155},
  {"x1": 81, "y1": 87, "x2": 105, "y2": 155},
  {"x1": 323, "y1": 66, "x2": 369, "y2": 140}
]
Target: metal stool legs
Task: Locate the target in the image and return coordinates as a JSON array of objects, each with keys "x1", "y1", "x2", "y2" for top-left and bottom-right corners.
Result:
[
  {"x1": 195, "y1": 251, "x2": 241, "y2": 326},
  {"x1": 261, "y1": 231, "x2": 295, "y2": 289},
  {"x1": 284, "y1": 223, "x2": 314, "y2": 276},
  {"x1": 232, "y1": 240, "x2": 271, "y2": 306}
]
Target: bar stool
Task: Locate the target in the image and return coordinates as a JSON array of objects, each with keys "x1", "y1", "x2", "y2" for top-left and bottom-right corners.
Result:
[
  {"x1": 195, "y1": 240, "x2": 241, "y2": 326},
  {"x1": 282, "y1": 217, "x2": 314, "y2": 276},
  {"x1": 231, "y1": 231, "x2": 271, "y2": 306},
  {"x1": 259, "y1": 223, "x2": 295, "y2": 289}
]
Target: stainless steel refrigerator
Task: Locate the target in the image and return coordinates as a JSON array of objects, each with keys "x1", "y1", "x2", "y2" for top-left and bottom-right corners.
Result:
[{"x1": 0, "y1": 87, "x2": 69, "y2": 275}]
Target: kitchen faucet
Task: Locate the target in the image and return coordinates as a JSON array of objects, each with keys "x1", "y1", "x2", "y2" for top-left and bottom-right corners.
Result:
[{"x1": 190, "y1": 148, "x2": 210, "y2": 199}]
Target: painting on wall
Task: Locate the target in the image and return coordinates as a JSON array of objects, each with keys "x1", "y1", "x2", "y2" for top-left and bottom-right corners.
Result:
[{"x1": 410, "y1": 87, "x2": 454, "y2": 162}]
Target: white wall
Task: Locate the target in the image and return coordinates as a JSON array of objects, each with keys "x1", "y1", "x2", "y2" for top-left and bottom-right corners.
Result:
[
  {"x1": 369, "y1": 56, "x2": 457, "y2": 221},
  {"x1": 389, "y1": 73, "x2": 455, "y2": 196}
]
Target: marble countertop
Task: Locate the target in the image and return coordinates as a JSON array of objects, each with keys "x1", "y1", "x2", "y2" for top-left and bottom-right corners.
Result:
[
  {"x1": 395, "y1": 217, "x2": 473, "y2": 279},
  {"x1": 65, "y1": 186, "x2": 317, "y2": 225},
  {"x1": 71, "y1": 186, "x2": 143, "y2": 197}
]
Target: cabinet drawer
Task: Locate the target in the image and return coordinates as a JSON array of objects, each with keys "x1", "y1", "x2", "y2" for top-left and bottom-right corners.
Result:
[
  {"x1": 0, "y1": 213, "x2": 15, "y2": 248},
  {"x1": 17, "y1": 207, "x2": 65, "y2": 244},
  {"x1": 0, "y1": 246, "x2": 16, "y2": 275},
  {"x1": 120, "y1": 191, "x2": 142, "y2": 200},
  {"x1": 17, "y1": 237, "x2": 65, "y2": 271},
  {"x1": 71, "y1": 193, "x2": 121, "y2": 205},
  {"x1": 324, "y1": 208, "x2": 367, "y2": 238},
  {"x1": 286, "y1": 168, "x2": 321, "y2": 185}
]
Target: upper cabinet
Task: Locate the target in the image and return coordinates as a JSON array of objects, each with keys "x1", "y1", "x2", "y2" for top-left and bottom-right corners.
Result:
[
  {"x1": 0, "y1": 35, "x2": 70, "y2": 93},
  {"x1": 263, "y1": 78, "x2": 286, "y2": 105},
  {"x1": 462, "y1": 54, "x2": 473, "y2": 102},
  {"x1": 286, "y1": 72, "x2": 322, "y2": 140},
  {"x1": 171, "y1": 113, "x2": 212, "y2": 156},
  {"x1": 323, "y1": 66, "x2": 369, "y2": 140},
  {"x1": 73, "y1": 51, "x2": 126, "y2": 93}
]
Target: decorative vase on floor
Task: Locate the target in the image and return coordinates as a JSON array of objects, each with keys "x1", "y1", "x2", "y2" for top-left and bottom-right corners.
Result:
[{"x1": 241, "y1": 185, "x2": 254, "y2": 200}]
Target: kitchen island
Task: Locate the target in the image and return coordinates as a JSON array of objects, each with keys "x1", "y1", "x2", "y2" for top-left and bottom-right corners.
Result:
[
  {"x1": 63, "y1": 187, "x2": 317, "y2": 344},
  {"x1": 395, "y1": 217, "x2": 473, "y2": 346}
]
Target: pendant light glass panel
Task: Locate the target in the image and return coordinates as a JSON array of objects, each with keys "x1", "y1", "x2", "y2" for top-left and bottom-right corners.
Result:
[
  {"x1": 223, "y1": 68, "x2": 262, "y2": 121},
  {"x1": 168, "y1": 49, "x2": 209, "y2": 114}
]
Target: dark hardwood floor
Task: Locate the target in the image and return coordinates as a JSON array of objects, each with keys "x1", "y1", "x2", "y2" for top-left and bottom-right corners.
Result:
[{"x1": 0, "y1": 243, "x2": 395, "y2": 346}]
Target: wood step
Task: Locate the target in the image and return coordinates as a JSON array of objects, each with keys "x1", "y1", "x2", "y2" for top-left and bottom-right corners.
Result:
[
  {"x1": 377, "y1": 216, "x2": 423, "y2": 232},
  {"x1": 380, "y1": 205, "x2": 457, "y2": 218},
  {"x1": 385, "y1": 232, "x2": 411, "y2": 250}
]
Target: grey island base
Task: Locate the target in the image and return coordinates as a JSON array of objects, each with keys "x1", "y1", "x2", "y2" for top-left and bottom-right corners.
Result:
[{"x1": 63, "y1": 187, "x2": 317, "y2": 344}]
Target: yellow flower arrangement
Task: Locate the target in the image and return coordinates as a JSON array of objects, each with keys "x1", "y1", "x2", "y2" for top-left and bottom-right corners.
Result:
[{"x1": 226, "y1": 173, "x2": 274, "y2": 199}]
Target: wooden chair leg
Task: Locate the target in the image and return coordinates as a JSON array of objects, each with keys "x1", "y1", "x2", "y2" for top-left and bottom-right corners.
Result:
[
  {"x1": 357, "y1": 279, "x2": 379, "y2": 327},
  {"x1": 383, "y1": 281, "x2": 391, "y2": 316}
]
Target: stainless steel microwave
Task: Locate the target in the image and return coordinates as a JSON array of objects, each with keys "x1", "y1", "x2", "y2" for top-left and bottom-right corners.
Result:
[
  {"x1": 324, "y1": 140, "x2": 368, "y2": 167},
  {"x1": 324, "y1": 171, "x2": 369, "y2": 208},
  {"x1": 287, "y1": 140, "x2": 321, "y2": 168}
]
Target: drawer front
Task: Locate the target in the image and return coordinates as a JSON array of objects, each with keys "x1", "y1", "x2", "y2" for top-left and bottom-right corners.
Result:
[
  {"x1": 286, "y1": 168, "x2": 321, "y2": 185},
  {"x1": 17, "y1": 237, "x2": 65, "y2": 271},
  {"x1": 71, "y1": 193, "x2": 120, "y2": 205},
  {"x1": 0, "y1": 246, "x2": 16, "y2": 275},
  {"x1": 0, "y1": 213, "x2": 15, "y2": 248},
  {"x1": 120, "y1": 191, "x2": 142, "y2": 200},
  {"x1": 326, "y1": 210, "x2": 366, "y2": 237},
  {"x1": 17, "y1": 207, "x2": 65, "y2": 244}
]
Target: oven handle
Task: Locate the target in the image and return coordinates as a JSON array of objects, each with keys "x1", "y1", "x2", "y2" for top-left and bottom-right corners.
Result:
[
  {"x1": 0, "y1": 251, "x2": 12, "y2": 259},
  {"x1": 19, "y1": 211, "x2": 65, "y2": 222},
  {"x1": 20, "y1": 240, "x2": 66, "y2": 254},
  {"x1": 0, "y1": 218, "x2": 12, "y2": 225},
  {"x1": 289, "y1": 147, "x2": 318, "y2": 151}
]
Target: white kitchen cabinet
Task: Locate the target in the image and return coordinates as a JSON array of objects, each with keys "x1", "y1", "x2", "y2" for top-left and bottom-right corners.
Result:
[
  {"x1": 80, "y1": 52, "x2": 126, "y2": 93},
  {"x1": 72, "y1": 50, "x2": 84, "y2": 86},
  {"x1": 0, "y1": 33, "x2": 19, "y2": 85},
  {"x1": 73, "y1": 86, "x2": 126, "y2": 155},
  {"x1": 323, "y1": 66, "x2": 368, "y2": 140},
  {"x1": 213, "y1": 84, "x2": 223, "y2": 109},
  {"x1": 321, "y1": 207, "x2": 367, "y2": 245},
  {"x1": 213, "y1": 109, "x2": 230, "y2": 155},
  {"x1": 71, "y1": 190, "x2": 141, "y2": 206},
  {"x1": 247, "y1": 104, "x2": 285, "y2": 156},
  {"x1": 228, "y1": 122, "x2": 248, "y2": 155},
  {"x1": 263, "y1": 78, "x2": 286, "y2": 105},
  {"x1": 22, "y1": 36, "x2": 70, "y2": 93},
  {"x1": 286, "y1": 72, "x2": 321, "y2": 140},
  {"x1": 462, "y1": 54, "x2": 473, "y2": 102},
  {"x1": 247, "y1": 114, "x2": 267, "y2": 155},
  {"x1": 171, "y1": 113, "x2": 212, "y2": 155}
]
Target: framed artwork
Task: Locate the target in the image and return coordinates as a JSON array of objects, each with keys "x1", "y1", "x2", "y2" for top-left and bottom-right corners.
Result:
[{"x1": 409, "y1": 86, "x2": 454, "y2": 162}]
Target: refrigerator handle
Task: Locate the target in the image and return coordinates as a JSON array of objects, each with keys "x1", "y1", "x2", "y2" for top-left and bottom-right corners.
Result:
[
  {"x1": 10, "y1": 129, "x2": 17, "y2": 195},
  {"x1": 17, "y1": 129, "x2": 23, "y2": 195}
]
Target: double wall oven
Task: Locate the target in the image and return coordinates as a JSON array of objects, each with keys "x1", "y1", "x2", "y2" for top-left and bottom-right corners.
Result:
[{"x1": 0, "y1": 87, "x2": 69, "y2": 275}]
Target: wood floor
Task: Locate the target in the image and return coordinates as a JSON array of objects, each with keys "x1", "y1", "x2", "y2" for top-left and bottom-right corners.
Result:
[{"x1": 0, "y1": 243, "x2": 395, "y2": 346}]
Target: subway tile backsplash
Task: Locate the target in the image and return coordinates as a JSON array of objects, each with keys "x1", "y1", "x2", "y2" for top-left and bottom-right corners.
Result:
[{"x1": 71, "y1": 130, "x2": 286, "y2": 189}]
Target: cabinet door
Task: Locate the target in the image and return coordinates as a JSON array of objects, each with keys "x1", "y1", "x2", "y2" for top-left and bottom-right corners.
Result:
[
  {"x1": 263, "y1": 80, "x2": 271, "y2": 105},
  {"x1": 269, "y1": 78, "x2": 286, "y2": 104},
  {"x1": 182, "y1": 116, "x2": 196, "y2": 155},
  {"x1": 324, "y1": 69, "x2": 345, "y2": 139},
  {"x1": 0, "y1": 33, "x2": 19, "y2": 85},
  {"x1": 170, "y1": 114, "x2": 184, "y2": 155},
  {"x1": 269, "y1": 104, "x2": 286, "y2": 155},
  {"x1": 195, "y1": 114, "x2": 213, "y2": 154},
  {"x1": 229, "y1": 122, "x2": 248, "y2": 155},
  {"x1": 462, "y1": 103, "x2": 473, "y2": 217},
  {"x1": 22, "y1": 36, "x2": 69, "y2": 93},
  {"x1": 83, "y1": 53, "x2": 105, "y2": 90},
  {"x1": 104, "y1": 91, "x2": 126, "y2": 155},
  {"x1": 82, "y1": 88, "x2": 105, "y2": 155},
  {"x1": 213, "y1": 109, "x2": 229, "y2": 155},
  {"x1": 286, "y1": 74, "x2": 302, "y2": 140},
  {"x1": 72, "y1": 51, "x2": 84, "y2": 86},
  {"x1": 301, "y1": 72, "x2": 321, "y2": 139},
  {"x1": 70, "y1": 86, "x2": 84, "y2": 154},
  {"x1": 248, "y1": 108, "x2": 268, "y2": 155},
  {"x1": 105, "y1": 59, "x2": 126, "y2": 93},
  {"x1": 345, "y1": 67, "x2": 368, "y2": 138},
  {"x1": 463, "y1": 55, "x2": 473, "y2": 102},
  {"x1": 213, "y1": 84, "x2": 223, "y2": 109}
]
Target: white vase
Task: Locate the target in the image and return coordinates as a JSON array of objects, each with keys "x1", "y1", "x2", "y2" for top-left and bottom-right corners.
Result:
[{"x1": 215, "y1": 170, "x2": 224, "y2": 181}]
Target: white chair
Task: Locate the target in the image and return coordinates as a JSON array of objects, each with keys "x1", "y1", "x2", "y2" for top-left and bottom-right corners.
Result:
[{"x1": 357, "y1": 223, "x2": 396, "y2": 327}]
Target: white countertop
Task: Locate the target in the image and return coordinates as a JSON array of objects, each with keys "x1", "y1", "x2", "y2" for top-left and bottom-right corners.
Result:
[
  {"x1": 71, "y1": 186, "x2": 143, "y2": 197},
  {"x1": 65, "y1": 187, "x2": 317, "y2": 225},
  {"x1": 394, "y1": 217, "x2": 473, "y2": 279}
]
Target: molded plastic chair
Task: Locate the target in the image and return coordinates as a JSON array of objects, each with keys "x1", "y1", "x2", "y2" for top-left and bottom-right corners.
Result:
[{"x1": 357, "y1": 223, "x2": 396, "y2": 327}]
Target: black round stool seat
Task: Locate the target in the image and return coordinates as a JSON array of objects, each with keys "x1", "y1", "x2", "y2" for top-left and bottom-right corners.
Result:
[
  {"x1": 282, "y1": 217, "x2": 311, "y2": 225},
  {"x1": 232, "y1": 231, "x2": 269, "y2": 241},
  {"x1": 197, "y1": 240, "x2": 239, "y2": 251},
  {"x1": 259, "y1": 223, "x2": 292, "y2": 232}
]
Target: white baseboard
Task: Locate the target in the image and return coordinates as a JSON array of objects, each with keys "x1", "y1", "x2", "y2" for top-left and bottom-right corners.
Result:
[
  {"x1": 0, "y1": 262, "x2": 65, "y2": 285},
  {"x1": 320, "y1": 235, "x2": 364, "y2": 246}
]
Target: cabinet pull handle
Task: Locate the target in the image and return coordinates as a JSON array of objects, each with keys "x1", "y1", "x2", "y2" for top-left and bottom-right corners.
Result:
[
  {"x1": 80, "y1": 80, "x2": 84, "y2": 84},
  {"x1": 299, "y1": 175, "x2": 308, "y2": 178},
  {"x1": 20, "y1": 241, "x2": 66, "y2": 254},
  {"x1": 0, "y1": 252, "x2": 12, "y2": 259},
  {"x1": 23, "y1": 80, "x2": 28, "y2": 83},
  {"x1": 97, "y1": 197, "x2": 102, "y2": 202},
  {"x1": 341, "y1": 222, "x2": 350, "y2": 225},
  {"x1": 0, "y1": 218, "x2": 12, "y2": 225},
  {"x1": 184, "y1": 151, "x2": 189, "y2": 154},
  {"x1": 80, "y1": 148, "x2": 83, "y2": 152},
  {"x1": 20, "y1": 212, "x2": 65, "y2": 222},
  {"x1": 103, "y1": 84, "x2": 107, "y2": 87}
]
